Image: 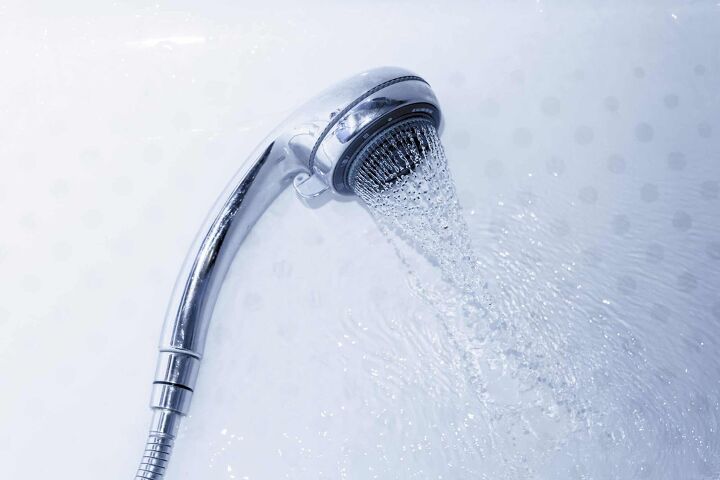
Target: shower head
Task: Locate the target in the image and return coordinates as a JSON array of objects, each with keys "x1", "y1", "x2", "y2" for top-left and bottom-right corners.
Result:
[
  {"x1": 284, "y1": 67, "x2": 442, "y2": 198},
  {"x1": 346, "y1": 116, "x2": 438, "y2": 196},
  {"x1": 134, "y1": 67, "x2": 443, "y2": 479}
]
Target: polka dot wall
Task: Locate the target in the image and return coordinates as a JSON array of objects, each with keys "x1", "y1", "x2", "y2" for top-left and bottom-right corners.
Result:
[
  {"x1": 440, "y1": 4, "x2": 720, "y2": 478},
  {"x1": 1, "y1": 2, "x2": 719, "y2": 479}
]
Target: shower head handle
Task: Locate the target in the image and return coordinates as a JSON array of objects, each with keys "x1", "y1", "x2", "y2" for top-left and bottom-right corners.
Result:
[
  {"x1": 156, "y1": 65, "x2": 442, "y2": 370},
  {"x1": 136, "y1": 66, "x2": 443, "y2": 479}
]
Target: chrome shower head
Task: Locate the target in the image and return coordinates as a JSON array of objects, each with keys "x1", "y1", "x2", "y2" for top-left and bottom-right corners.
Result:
[
  {"x1": 134, "y1": 67, "x2": 443, "y2": 479},
  {"x1": 285, "y1": 67, "x2": 442, "y2": 198}
]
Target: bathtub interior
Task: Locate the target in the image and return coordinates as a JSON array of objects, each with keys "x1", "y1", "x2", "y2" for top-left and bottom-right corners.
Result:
[{"x1": 1, "y1": 1, "x2": 719, "y2": 479}]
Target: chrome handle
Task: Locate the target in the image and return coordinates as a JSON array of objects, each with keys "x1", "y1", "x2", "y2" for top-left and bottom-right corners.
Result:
[{"x1": 136, "y1": 141, "x2": 299, "y2": 479}]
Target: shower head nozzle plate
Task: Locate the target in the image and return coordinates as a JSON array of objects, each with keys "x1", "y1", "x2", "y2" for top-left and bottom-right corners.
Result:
[
  {"x1": 331, "y1": 104, "x2": 440, "y2": 195},
  {"x1": 292, "y1": 68, "x2": 442, "y2": 196}
]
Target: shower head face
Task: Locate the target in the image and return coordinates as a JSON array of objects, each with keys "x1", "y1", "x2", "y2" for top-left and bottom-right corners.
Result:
[
  {"x1": 328, "y1": 97, "x2": 441, "y2": 195},
  {"x1": 346, "y1": 117, "x2": 438, "y2": 196},
  {"x1": 286, "y1": 67, "x2": 442, "y2": 198}
]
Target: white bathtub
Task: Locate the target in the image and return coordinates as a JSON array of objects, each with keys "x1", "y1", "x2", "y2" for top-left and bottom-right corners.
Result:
[{"x1": 1, "y1": 1, "x2": 718, "y2": 478}]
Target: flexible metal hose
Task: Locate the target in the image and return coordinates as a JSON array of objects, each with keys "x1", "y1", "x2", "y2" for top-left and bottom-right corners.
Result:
[{"x1": 135, "y1": 410, "x2": 181, "y2": 479}]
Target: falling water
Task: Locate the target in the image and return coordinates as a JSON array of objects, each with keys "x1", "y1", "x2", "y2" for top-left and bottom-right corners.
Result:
[
  {"x1": 353, "y1": 117, "x2": 577, "y2": 476},
  {"x1": 353, "y1": 119, "x2": 720, "y2": 479},
  {"x1": 353, "y1": 118, "x2": 490, "y2": 309}
]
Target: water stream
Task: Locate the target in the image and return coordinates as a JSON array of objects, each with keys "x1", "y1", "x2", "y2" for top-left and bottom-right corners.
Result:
[{"x1": 354, "y1": 120, "x2": 720, "y2": 479}]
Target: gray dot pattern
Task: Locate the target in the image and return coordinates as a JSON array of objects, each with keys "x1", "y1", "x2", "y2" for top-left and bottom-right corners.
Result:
[
  {"x1": 663, "y1": 94, "x2": 679, "y2": 109},
  {"x1": 698, "y1": 122, "x2": 713, "y2": 138},
  {"x1": 604, "y1": 96, "x2": 620, "y2": 112},
  {"x1": 635, "y1": 123, "x2": 654, "y2": 142},
  {"x1": 512, "y1": 128, "x2": 533, "y2": 147},
  {"x1": 607, "y1": 154, "x2": 627, "y2": 174},
  {"x1": 641, "y1": 183, "x2": 659, "y2": 202},
  {"x1": 612, "y1": 215, "x2": 631, "y2": 235},
  {"x1": 667, "y1": 152, "x2": 686, "y2": 171},
  {"x1": 672, "y1": 211, "x2": 692, "y2": 231},
  {"x1": 700, "y1": 181, "x2": 718, "y2": 199}
]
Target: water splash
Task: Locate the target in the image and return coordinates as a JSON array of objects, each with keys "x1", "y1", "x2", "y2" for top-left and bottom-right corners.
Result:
[
  {"x1": 353, "y1": 118, "x2": 491, "y2": 308},
  {"x1": 353, "y1": 119, "x2": 582, "y2": 476},
  {"x1": 353, "y1": 120, "x2": 720, "y2": 479}
]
